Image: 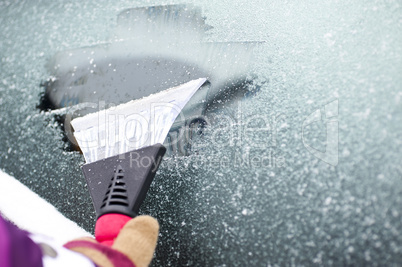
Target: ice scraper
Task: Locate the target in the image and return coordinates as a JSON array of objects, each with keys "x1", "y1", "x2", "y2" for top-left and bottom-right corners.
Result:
[{"x1": 71, "y1": 78, "x2": 207, "y2": 219}]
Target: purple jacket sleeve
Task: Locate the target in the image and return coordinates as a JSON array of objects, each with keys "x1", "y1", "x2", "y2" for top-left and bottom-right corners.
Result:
[{"x1": 0, "y1": 215, "x2": 43, "y2": 267}]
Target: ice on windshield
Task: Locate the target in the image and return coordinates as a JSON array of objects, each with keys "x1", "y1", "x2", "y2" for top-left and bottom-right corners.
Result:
[{"x1": 0, "y1": 1, "x2": 401, "y2": 266}]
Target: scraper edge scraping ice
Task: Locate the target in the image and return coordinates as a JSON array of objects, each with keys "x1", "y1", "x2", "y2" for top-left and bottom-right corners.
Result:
[{"x1": 71, "y1": 78, "x2": 207, "y2": 218}]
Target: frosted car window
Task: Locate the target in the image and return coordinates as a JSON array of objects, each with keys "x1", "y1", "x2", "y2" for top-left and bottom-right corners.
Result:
[{"x1": 0, "y1": 1, "x2": 401, "y2": 266}]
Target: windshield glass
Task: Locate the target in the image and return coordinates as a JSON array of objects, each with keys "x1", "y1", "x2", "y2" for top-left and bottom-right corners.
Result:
[{"x1": 0, "y1": 1, "x2": 401, "y2": 266}]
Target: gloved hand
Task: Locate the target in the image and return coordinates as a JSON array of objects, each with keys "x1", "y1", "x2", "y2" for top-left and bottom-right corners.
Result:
[{"x1": 64, "y1": 214, "x2": 159, "y2": 267}]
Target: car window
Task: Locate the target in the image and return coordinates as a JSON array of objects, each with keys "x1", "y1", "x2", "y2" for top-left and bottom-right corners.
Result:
[{"x1": 0, "y1": 1, "x2": 401, "y2": 266}]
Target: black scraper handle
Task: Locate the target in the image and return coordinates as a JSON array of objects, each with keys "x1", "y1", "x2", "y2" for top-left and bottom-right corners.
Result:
[{"x1": 82, "y1": 144, "x2": 166, "y2": 218}]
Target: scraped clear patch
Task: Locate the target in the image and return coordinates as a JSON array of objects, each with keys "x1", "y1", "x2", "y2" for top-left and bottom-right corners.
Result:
[{"x1": 71, "y1": 78, "x2": 207, "y2": 163}]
